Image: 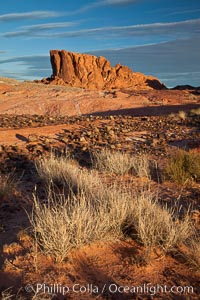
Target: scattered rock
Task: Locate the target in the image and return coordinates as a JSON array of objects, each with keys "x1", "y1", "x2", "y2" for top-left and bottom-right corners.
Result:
[{"x1": 28, "y1": 134, "x2": 39, "y2": 143}]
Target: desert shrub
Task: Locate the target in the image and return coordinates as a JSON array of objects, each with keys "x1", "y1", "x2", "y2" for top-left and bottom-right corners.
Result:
[
  {"x1": 30, "y1": 181, "x2": 192, "y2": 262},
  {"x1": 1, "y1": 287, "x2": 14, "y2": 300},
  {"x1": 1, "y1": 287, "x2": 53, "y2": 300},
  {"x1": 165, "y1": 150, "x2": 200, "y2": 184},
  {"x1": 35, "y1": 152, "x2": 103, "y2": 196},
  {"x1": 35, "y1": 152, "x2": 78, "y2": 186},
  {"x1": 92, "y1": 149, "x2": 150, "y2": 178},
  {"x1": 189, "y1": 107, "x2": 200, "y2": 116},
  {"x1": 125, "y1": 189, "x2": 192, "y2": 255},
  {"x1": 183, "y1": 237, "x2": 200, "y2": 271},
  {"x1": 0, "y1": 172, "x2": 17, "y2": 199},
  {"x1": 33, "y1": 152, "x2": 192, "y2": 262},
  {"x1": 30, "y1": 186, "x2": 132, "y2": 262},
  {"x1": 177, "y1": 110, "x2": 187, "y2": 120}
]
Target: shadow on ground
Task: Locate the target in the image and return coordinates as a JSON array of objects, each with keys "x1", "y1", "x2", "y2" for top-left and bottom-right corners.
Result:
[{"x1": 85, "y1": 103, "x2": 200, "y2": 117}]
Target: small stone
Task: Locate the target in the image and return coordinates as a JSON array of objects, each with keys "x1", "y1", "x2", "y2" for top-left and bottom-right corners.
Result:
[
  {"x1": 108, "y1": 130, "x2": 115, "y2": 136},
  {"x1": 106, "y1": 126, "x2": 112, "y2": 132},
  {"x1": 86, "y1": 131, "x2": 92, "y2": 136},
  {"x1": 110, "y1": 144, "x2": 116, "y2": 149},
  {"x1": 28, "y1": 134, "x2": 38, "y2": 142},
  {"x1": 82, "y1": 146, "x2": 88, "y2": 151},
  {"x1": 80, "y1": 136, "x2": 87, "y2": 143},
  {"x1": 61, "y1": 137, "x2": 69, "y2": 143},
  {"x1": 116, "y1": 144, "x2": 121, "y2": 148}
]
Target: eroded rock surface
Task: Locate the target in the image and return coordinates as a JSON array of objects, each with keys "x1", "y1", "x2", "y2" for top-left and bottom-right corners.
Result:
[{"x1": 47, "y1": 50, "x2": 166, "y2": 90}]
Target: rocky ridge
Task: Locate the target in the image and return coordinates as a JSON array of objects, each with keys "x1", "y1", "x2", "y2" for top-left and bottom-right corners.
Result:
[{"x1": 43, "y1": 50, "x2": 166, "y2": 90}]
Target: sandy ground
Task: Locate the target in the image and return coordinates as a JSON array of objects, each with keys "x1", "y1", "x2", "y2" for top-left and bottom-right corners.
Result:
[
  {"x1": 0, "y1": 78, "x2": 199, "y2": 299},
  {"x1": 0, "y1": 78, "x2": 199, "y2": 116},
  {"x1": 0, "y1": 78, "x2": 199, "y2": 147}
]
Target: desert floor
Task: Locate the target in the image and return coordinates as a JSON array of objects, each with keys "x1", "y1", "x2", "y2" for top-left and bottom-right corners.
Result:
[{"x1": 0, "y1": 78, "x2": 199, "y2": 300}]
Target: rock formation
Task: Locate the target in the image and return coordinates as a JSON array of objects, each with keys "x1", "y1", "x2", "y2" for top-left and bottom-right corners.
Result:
[{"x1": 45, "y1": 50, "x2": 166, "y2": 90}]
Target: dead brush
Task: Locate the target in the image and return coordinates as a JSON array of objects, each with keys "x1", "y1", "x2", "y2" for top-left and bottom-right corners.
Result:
[
  {"x1": 35, "y1": 152, "x2": 79, "y2": 188},
  {"x1": 1, "y1": 287, "x2": 14, "y2": 300},
  {"x1": 125, "y1": 189, "x2": 192, "y2": 257},
  {"x1": 92, "y1": 149, "x2": 150, "y2": 178},
  {"x1": 35, "y1": 152, "x2": 103, "y2": 196},
  {"x1": 30, "y1": 185, "x2": 132, "y2": 262},
  {"x1": 189, "y1": 107, "x2": 200, "y2": 116},
  {"x1": 0, "y1": 172, "x2": 18, "y2": 199},
  {"x1": 177, "y1": 110, "x2": 187, "y2": 120},
  {"x1": 1, "y1": 287, "x2": 53, "y2": 300},
  {"x1": 33, "y1": 152, "x2": 193, "y2": 263},
  {"x1": 182, "y1": 236, "x2": 200, "y2": 271}
]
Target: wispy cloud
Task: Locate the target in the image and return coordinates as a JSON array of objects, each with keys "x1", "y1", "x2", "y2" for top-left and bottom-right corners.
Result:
[
  {"x1": 22, "y1": 22, "x2": 76, "y2": 31},
  {"x1": 90, "y1": 37, "x2": 200, "y2": 87},
  {"x1": 64, "y1": 0, "x2": 139, "y2": 16},
  {"x1": 0, "y1": 37, "x2": 200, "y2": 86},
  {"x1": 2, "y1": 22, "x2": 77, "y2": 38},
  {"x1": 168, "y1": 8, "x2": 200, "y2": 16},
  {"x1": 0, "y1": 55, "x2": 49, "y2": 65},
  {"x1": 0, "y1": 11, "x2": 62, "y2": 22},
  {"x1": 5, "y1": 18, "x2": 198, "y2": 39},
  {"x1": 0, "y1": 55, "x2": 51, "y2": 80},
  {"x1": 105, "y1": 0, "x2": 139, "y2": 5}
]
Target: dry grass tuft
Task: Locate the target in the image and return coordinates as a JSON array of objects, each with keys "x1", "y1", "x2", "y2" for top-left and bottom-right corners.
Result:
[
  {"x1": 1, "y1": 288, "x2": 14, "y2": 300},
  {"x1": 30, "y1": 182, "x2": 192, "y2": 262},
  {"x1": 30, "y1": 186, "x2": 131, "y2": 262},
  {"x1": 35, "y1": 152, "x2": 103, "y2": 197},
  {"x1": 1, "y1": 287, "x2": 53, "y2": 300},
  {"x1": 31, "y1": 153, "x2": 194, "y2": 263},
  {"x1": 177, "y1": 110, "x2": 187, "y2": 120},
  {"x1": 183, "y1": 237, "x2": 200, "y2": 271},
  {"x1": 125, "y1": 190, "x2": 192, "y2": 256},
  {"x1": 189, "y1": 107, "x2": 200, "y2": 116},
  {"x1": 92, "y1": 149, "x2": 150, "y2": 178},
  {"x1": 165, "y1": 150, "x2": 200, "y2": 184},
  {"x1": 35, "y1": 152, "x2": 79, "y2": 187},
  {"x1": 0, "y1": 172, "x2": 17, "y2": 199}
]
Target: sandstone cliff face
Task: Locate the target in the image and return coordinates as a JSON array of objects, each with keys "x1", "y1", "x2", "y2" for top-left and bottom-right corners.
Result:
[{"x1": 48, "y1": 50, "x2": 166, "y2": 90}]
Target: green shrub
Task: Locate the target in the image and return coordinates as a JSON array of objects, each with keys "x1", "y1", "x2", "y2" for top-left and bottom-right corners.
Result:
[{"x1": 165, "y1": 150, "x2": 200, "y2": 184}]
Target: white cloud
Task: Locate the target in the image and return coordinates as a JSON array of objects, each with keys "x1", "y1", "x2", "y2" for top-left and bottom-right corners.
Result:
[
  {"x1": 63, "y1": 0, "x2": 139, "y2": 16},
  {"x1": 0, "y1": 37, "x2": 200, "y2": 86},
  {"x1": 105, "y1": 0, "x2": 138, "y2": 5},
  {"x1": 2, "y1": 22, "x2": 77, "y2": 38},
  {"x1": 0, "y1": 11, "x2": 62, "y2": 22},
  {"x1": 90, "y1": 37, "x2": 200, "y2": 87},
  {"x1": 23, "y1": 18, "x2": 200, "y2": 39},
  {"x1": 169, "y1": 8, "x2": 200, "y2": 16},
  {"x1": 22, "y1": 22, "x2": 76, "y2": 31}
]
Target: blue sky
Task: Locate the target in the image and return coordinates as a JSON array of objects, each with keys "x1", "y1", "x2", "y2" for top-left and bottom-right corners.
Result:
[{"x1": 0, "y1": 0, "x2": 200, "y2": 87}]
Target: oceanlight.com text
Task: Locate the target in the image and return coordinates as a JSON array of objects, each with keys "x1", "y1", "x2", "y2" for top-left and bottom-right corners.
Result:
[{"x1": 25, "y1": 282, "x2": 194, "y2": 296}]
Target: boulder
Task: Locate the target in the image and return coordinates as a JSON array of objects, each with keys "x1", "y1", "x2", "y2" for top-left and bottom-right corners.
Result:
[{"x1": 48, "y1": 50, "x2": 166, "y2": 90}]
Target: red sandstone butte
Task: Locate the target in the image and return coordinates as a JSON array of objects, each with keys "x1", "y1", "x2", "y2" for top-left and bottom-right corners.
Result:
[{"x1": 47, "y1": 50, "x2": 166, "y2": 90}]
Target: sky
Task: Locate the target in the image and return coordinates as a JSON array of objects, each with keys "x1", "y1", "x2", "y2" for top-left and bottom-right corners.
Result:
[{"x1": 0, "y1": 0, "x2": 200, "y2": 87}]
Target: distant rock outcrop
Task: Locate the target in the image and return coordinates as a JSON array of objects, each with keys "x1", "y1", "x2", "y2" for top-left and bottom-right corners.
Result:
[
  {"x1": 172, "y1": 85, "x2": 200, "y2": 90},
  {"x1": 44, "y1": 50, "x2": 166, "y2": 90}
]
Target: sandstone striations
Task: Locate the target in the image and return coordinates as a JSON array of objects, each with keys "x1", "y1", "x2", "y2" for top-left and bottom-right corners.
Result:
[{"x1": 44, "y1": 50, "x2": 166, "y2": 90}]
